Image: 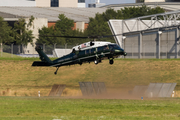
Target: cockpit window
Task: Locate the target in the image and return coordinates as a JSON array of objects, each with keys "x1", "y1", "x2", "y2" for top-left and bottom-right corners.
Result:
[{"x1": 109, "y1": 44, "x2": 121, "y2": 49}]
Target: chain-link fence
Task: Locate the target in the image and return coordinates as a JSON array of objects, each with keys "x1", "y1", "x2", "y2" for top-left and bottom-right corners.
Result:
[{"x1": 0, "y1": 43, "x2": 76, "y2": 58}]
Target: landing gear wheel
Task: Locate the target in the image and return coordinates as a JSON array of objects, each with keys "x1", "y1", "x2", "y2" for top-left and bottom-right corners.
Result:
[
  {"x1": 109, "y1": 59, "x2": 114, "y2": 65},
  {"x1": 94, "y1": 60, "x2": 98, "y2": 65},
  {"x1": 54, "y1": 67, "x2": 60, "y2": 75}
]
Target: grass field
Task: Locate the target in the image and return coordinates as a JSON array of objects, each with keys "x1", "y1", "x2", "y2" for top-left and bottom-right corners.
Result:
[
  {"x1": 0, "y1": 52, "x2": 22, "y2": 58},
  {"x1": 0, "y1": 97, "x2": 180, "y2": 120},
  {"x1": 0, "y1": 57, "x2": 180, "y2": 96}
]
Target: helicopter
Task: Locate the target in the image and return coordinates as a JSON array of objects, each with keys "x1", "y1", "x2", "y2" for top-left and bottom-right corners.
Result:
[{"x1": 32, "y1": 35, "x2": 127, "y2": 75}]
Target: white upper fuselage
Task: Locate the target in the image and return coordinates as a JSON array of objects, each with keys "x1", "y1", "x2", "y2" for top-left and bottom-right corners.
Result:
[{"x1": 72, "y1": 41, "x2": 112, "y2": 51}]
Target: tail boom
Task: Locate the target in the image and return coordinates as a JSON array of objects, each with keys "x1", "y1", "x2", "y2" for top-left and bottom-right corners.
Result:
[{"x1": 32, "y1": 45, "x2": 52, "y2": 66}]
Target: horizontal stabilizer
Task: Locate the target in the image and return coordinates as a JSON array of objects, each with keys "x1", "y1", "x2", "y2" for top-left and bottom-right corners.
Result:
[{"x1": 32, "y1": 61, "x2": 50, "y2": 66}]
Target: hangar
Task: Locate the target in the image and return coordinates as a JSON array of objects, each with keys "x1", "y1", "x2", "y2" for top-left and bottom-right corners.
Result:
[{"x1": 108, "y1": 10, "x2": 180, "y2": 59}]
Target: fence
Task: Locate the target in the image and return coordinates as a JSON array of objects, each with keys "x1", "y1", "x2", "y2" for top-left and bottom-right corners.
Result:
[{"x1": 0, "y1": 43, "x2": 75, "y2": 58}]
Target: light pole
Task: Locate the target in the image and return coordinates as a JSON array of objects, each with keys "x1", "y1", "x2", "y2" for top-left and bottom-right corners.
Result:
[
  {"x1": 166, "y1": 42, "x2": 168, "y2": 58},
  {"x1": 65, "y1": 43, "x2": 68, "y2": 49},
  {"x1": 11, "y1": 43, "x2": 14, "y2": 58},
  {"x1": 154, "y1": 43, "x2": 156, "y2": 58},
  {"x1": 54, "y1": 43, "x2": 56, "y2": 50},
  {"x1": 132, "y1": 43, "x2": 134, "y2": 58},
  {"x1": 144, "y1": 43, "x2": 146, "y2": 58}
]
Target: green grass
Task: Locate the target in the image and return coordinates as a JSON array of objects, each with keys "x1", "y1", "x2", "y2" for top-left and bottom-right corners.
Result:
[
  {"x1": 0, "y1": 52, "x2": 22, "y2": 58},
  {"x1": 0, "y1": 52, "x2": 57, "y2": 61},
  {"x1": 0, "y1": 97, "x2": 180, "y2": 120},
  {"x1": 1, "y1": 58, "x2": 180, "y2": 96}
]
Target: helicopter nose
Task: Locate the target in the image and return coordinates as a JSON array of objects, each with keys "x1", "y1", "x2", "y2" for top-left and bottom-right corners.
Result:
[
  {"x1": 114, "y1": 48, "x2": 126, "y2": 55},
  {"x1": 115, "y1": 49, "x2": 122, "y2": 53},
  {"x1": 115, "y1": 48, "x2": 124, "y2": 53}
]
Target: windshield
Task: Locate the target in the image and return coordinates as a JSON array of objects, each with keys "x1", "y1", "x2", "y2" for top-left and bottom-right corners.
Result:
[{"x1": 109, "y1": 44, "x2": 122, "y2": 49}]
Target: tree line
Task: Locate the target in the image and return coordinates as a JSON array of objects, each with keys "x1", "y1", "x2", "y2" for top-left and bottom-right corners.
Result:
[{"x1": 0, "y1": 5, "x2": 165, "y2": 46}]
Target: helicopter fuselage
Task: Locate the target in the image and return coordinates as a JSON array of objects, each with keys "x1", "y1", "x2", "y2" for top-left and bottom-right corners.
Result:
[{"x1": 32, "y1": 41, "x2": 127, "y2": 74}]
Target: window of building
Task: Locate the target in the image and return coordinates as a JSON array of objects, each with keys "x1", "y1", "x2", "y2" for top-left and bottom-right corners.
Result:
[
  {"x1": 78, "y1": 0, "x2": 85, "y2": 3},
  {"x1": 88, "y1": 4, "x2": 96, "y2": 8},
  {"x1": 51, "y1": 0, "x2": 59, "y2": 7}
]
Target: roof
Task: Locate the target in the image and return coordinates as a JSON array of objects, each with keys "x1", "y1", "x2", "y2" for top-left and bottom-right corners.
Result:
[
  {"x1": 0, "y1": 7, "x2": 107, "y2": 23},
  {"x1": 0, "y1": 2, "x2": 180, "y2": 23},
  {"x1": 101, "y1": 2, "x2": 180, "y2": 12}
]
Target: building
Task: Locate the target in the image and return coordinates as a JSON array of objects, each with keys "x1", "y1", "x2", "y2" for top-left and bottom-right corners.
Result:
[
  {"x1": 101, "y1": 2, "x2": 180, "y2": 11},
  {"x1": 144, "y1": 0, "x2": 165, "y2": 2},
  {"x1": 78, "y1": 0, "x2": 86, "y2": 8},
  {"x1": 0, "y1": 0, "x2": 86, "y2": 8},
  {"x1": 136, "y1": 0, "x2": 180, "y2": 3},
  {"x1": 88, "y1": 0, "x2": 106, "y2": 8},
  {"x1": 0, "y1": 0, "x2": 35, "y2": 7}
]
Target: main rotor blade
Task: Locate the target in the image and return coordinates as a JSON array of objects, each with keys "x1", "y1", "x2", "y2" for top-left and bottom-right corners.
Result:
[
  {"x1": 39, "y1": 35, "x2": 88, "y2": 39},
  {"x1": 100, "y1": 34, "x2": 123, "y2": 38},
  {"x1": 39, "y1": 34, "x2": 123, "y2": 39}
]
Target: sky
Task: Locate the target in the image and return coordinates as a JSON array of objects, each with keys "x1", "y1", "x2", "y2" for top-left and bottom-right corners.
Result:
[{"x1": 85, "y1": 0, "x2": 136, "y2": 7}]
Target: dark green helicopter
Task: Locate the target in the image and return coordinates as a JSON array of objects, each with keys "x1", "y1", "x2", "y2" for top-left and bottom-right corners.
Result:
[{"x1": 32, "y1": 35, "x2": 127, "y2": 74}]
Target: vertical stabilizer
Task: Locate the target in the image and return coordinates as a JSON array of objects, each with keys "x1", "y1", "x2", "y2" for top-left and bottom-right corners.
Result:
[{"x1": 35, "y1": 46, "x2": 52, "y2": 64}]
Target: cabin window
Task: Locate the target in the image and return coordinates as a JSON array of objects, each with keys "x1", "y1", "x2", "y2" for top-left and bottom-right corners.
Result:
[
  {"x1": 78, "y1": 50, "x2": 85, "y2": 57},
  {"x1": 109, "y1": 45, "x2": 121, "y2": 49},
  {"x1": 104, "y1": 45, "x2": 109, "y2": 50},
  {"x1": 91, "y1": 48, "x2": 96, "y2": 54},
  {"x1": 89, "y1": 49, "x2": 91, "y2": 54},
  {"x1": 109, "y1": 45, "x2": 113, "y2": 50},
  {"x1": 85, "y1": 49, "x2": 90, "y2": 55},
  {"x1": 97, "y1": 46, "x2": 104, "y2": 52}
]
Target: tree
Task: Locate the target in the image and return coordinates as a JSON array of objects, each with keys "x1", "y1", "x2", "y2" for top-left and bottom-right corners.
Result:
[
  {"x1": 0, "y1": 16, "x2": 14, "y2": 45},
  {"x1": 37, "y1": 14, "x2": 86, "y2": 46},
  {"x1": 54, "y1": 14, "x2": 86, "y2": 45},
  {"x1": 55, "y1": 14, "x2": 74, "y2": 36},
  {"x1": 13, "y1": 16, "x2": 35, "y2": 46},
  {"x1": 86, "y1": 10, "x2": 116, "y2": 43},
  {"x1": 37, "y1": 26, "x2": 65, "y2": 45}
]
